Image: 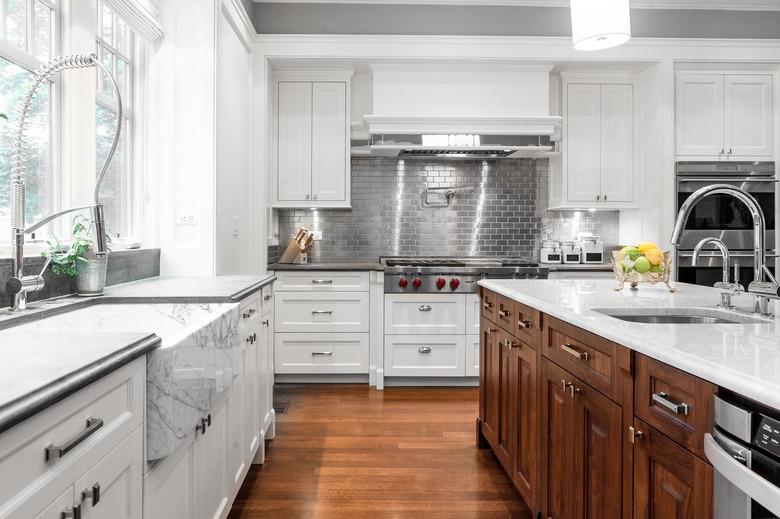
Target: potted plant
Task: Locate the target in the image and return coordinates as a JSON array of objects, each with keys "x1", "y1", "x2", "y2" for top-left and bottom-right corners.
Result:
[{"x1": 42, "y1": 214, "x2": 111, "y2": 296}]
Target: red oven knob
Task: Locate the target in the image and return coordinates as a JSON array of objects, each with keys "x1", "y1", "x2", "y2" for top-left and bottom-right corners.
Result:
[
  {"x1": 398, "y1": 277, "x2": 408, "y2": 288},
  {"x1": 436, "y1": 278, "x2": 446, "y2": 290},
  {"x1": 412, "y1": 277, "x2": 422, "y2": 289},
  {"x1": 450, "y1": 278, "x2": 460, "y2": 290}
]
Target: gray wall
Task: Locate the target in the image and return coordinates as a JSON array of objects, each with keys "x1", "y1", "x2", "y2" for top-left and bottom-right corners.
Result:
[
  {"x1": 275, "y1": 158, "x2": 619, "y2": 262},
  {"x1": 252, "y1": 4, "x2": 780, "y2": 38}
]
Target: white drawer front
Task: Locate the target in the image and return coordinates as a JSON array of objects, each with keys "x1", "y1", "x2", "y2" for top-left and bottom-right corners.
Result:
[
  {"x1": 275, "y1": 333, "x2": 369, "y2": 374},
  {"x1": 275, "y1": 292, "x2": 369, "y2": 333},
  {"x1": 384, "y1": 294, "x2": 466, "y2": 335},
  {"x1": 274, "y1": 271, "x2": 369, "y2": 292},
  {"x1": 384, "y1": 335, "x2": 466, "y2": 377},
  {"x1": 0, "y1": 357, "x2": 144, "y2": 510},
  {"x1": 466, "y1": 334, "x2": 480, "y2": 377},
  {"x1": 465, "y1": 293, "x2": 480, "y2": 335}
]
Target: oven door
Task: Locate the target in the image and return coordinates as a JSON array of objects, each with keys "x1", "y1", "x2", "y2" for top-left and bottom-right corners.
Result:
[
  {"x1": 677, "y1": 251, "x2": 778, "y2": 287},
  {"x1": 676, "y1": 177, "x2": 776, "y2": 251}
]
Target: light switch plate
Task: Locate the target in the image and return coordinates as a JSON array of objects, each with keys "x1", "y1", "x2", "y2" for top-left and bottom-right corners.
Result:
[{"x1": 176, "y1": 212, "x2": 198, "y2": 225}]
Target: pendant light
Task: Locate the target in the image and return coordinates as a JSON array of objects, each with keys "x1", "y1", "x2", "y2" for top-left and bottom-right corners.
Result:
[{"x1": 570, "y1": 0, "x2": 631, "y2": 51}]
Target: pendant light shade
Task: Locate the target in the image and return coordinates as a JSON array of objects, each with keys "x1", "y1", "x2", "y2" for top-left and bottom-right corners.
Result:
[{"x1": 570, "y1": 0, "x2": 631, "y2": 51}]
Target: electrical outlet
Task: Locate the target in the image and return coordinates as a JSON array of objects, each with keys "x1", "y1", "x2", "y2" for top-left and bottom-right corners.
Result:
[
  {"x1": 176, "y1": 212, "x2": 198, "y2": 225},
  {"x1": 312, "y1": 230, "x2": 323, "y2": 241}
]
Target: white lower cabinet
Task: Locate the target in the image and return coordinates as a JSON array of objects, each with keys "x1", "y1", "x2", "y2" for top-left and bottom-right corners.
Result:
[
  {"x1": 466, "y1": 294, "x2": 480, "y2": 335},
  {"x1": 384, "y1": 294, "x2": 466, "y2": 335},
  {"x1": 194, "y1": 396, "x2": 229, "y2": 519},
  {"x1": 384, "y1": 335, "x2": 466, "y2": 377},
  {"x1": 143, "y1": 434, "x2": 195, "y2": 519},
  {"x1": 466, "y1": 334, "x2": 480, "y2": 377},
  {"x1": 275, "y1": 291, "x2": 369, "y2": 333},
  {"x1": 275, "y1": 333, "x2": 369, "y2": 374}
]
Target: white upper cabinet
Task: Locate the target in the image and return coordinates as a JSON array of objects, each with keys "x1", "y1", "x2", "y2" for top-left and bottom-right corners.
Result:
[
  {"x1": 676, "y1": 72, "x2": 773, "y2": 158},
  {"x1": 273, "y1": 72, "x2": 352, "y2": 208},
  {"x1": 551, "y1": 75, "x2": 637, "y2": 209}
]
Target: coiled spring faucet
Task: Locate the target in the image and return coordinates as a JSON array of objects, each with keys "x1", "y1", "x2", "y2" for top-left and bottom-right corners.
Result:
[{"x1": 7, "y1": 53, "x2": 123, "y2": 311}]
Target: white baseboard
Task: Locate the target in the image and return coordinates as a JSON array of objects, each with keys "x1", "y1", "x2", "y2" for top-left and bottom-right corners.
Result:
[
  {"x1": 274, "y1": 374, "x2": 370, "y2": 384},
  {"x1": 383, "y1": 377, "x2": 479, "y2": 387}
]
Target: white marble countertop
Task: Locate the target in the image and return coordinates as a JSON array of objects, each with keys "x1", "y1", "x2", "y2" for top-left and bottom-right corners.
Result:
[
  {"x1": 478, "y1": 279, "x2": 780, "y2": 411},
  {"x1": 104, "y1": 274, "x2": 276, "y2": 301}
]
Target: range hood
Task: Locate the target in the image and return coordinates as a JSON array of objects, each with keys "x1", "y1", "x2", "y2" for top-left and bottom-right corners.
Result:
[{"x1": 356, "y1": 64, "x2": 562, "y2": 159}]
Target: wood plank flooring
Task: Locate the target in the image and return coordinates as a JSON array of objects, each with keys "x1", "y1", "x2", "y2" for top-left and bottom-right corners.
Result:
[{"x1": 228, "y1": 384, "x2": 532, "y2": 519}]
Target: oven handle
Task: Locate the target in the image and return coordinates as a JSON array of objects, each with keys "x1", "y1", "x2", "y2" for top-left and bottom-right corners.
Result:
[
  {"x1": 678, "y1": 177, "x2": 778, "y2": 183},
  {"x1": 704, "y1": 433, "x2": 780, "y2": 517}
]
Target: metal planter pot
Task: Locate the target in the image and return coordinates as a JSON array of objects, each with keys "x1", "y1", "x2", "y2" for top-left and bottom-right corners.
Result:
[{"x1": 76, "y1": 254, "x2": 107, "y2": 296}]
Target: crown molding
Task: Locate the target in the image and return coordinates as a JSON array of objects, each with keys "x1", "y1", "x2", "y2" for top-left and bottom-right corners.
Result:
[{"x1": 252, "y1": 0, "x2": 780, "y2": 11}]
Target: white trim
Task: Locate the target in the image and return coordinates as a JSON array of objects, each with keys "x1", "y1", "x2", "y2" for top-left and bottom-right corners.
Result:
[
  {"x1": 104, "y1": 0, "x2": 163, "y2": 41},
  {"x1": 223, "y1": 0, "x2": 255, "y2": 50},
  {"x1": 273, "y1": 69, "x2": 354, "y2": 82},
  {"x1": 363, "y1": 115, "x2": 562, "y2": 135},
  {"x1": 251, "y1": 0, "x2": 780, "y2": 10}
]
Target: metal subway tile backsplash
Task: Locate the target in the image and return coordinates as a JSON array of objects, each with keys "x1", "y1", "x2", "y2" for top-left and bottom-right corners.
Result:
[{"x1": 275, "y1": 158, "x2": 619, "y2": 262}]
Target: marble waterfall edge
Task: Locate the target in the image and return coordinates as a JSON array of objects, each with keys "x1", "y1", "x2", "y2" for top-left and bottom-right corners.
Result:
[{"x1": 146, "y1": 303, "x2": 240, "y2": 460}]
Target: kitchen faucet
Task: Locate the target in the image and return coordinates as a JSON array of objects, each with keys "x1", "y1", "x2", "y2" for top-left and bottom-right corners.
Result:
[
  {"x1": 6, "y1": 54, "x2": 122, "y2": 311},
  {"x1": 691, "y1": 237, "x2": 743, "y2": 309},
  {"x1": 671, "y1": 184, "x2": 779, "y2": 316}
]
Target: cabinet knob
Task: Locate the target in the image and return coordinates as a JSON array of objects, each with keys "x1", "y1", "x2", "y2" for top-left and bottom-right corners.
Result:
[
  {"x1": 82, "y1": 483, "x2": 101, "y2": 506},
  {"x1": 596, "y1": 194, "x2": 601, "y2": 201},
  {"x1": 305, "y1": 194, "x2": 310, "y2": 200},
  {"x1": 313, "y1": 194, "x2": 318, "y2": 200},
  {"x1": 603, "y1": 194, "x2": 607, "y2": 201},
  {"x1": 61, "y1": 504, "x2": 81, "y2": 519},
  {"x1": 629, "y1": 426, "x2": 644, "y2": 444},
  {"x1": 263, "y1": 319, "x2": 269, "y2": 326}
]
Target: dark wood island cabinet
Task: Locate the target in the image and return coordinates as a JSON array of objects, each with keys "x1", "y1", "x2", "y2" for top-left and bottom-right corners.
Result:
[{"x1": 477, "y1": 287, "x2": 714, "y2": 519}]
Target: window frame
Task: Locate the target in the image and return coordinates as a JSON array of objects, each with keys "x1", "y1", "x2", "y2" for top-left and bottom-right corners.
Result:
[{"x1": 0, "y1": 0, "x2": 61, "y2": 250}]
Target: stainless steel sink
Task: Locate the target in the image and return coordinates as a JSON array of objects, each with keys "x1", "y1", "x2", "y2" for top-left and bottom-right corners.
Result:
[{"x1": 592, "y1": 307, "x2": 771, "y2": 325}]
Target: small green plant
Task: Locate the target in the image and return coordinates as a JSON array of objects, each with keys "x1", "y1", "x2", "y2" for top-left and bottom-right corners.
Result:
[{"x1": 41, "y1": 215, "x2": 111, "y2": 277}]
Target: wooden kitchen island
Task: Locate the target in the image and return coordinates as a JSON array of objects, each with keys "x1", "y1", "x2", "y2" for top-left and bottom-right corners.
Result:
[{"x1": 477, "y1": 284, "x2": 717, "y2": 519}]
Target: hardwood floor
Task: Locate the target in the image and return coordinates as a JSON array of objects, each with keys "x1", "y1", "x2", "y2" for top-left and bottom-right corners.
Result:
[{"x1": 229, "y1": 384, "x2": 532, "y2": 519}]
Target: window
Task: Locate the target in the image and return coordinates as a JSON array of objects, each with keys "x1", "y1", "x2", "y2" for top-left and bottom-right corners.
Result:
[
  {"x1": 0, "y1": 0, "x2": 56, "y2": 239},
  {"x1": 96, "y1": 0, "x2": 133, "y2": 240}
]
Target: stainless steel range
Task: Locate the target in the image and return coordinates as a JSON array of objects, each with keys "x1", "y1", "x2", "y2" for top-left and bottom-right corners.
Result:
[{"x1": 381, "y1": 256, "x2": 548, "y2": 293}]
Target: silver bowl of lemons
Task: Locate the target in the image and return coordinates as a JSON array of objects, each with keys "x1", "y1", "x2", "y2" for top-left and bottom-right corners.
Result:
[{"x1": 611, "y1": 242, "x2": 675, "y2": 292}]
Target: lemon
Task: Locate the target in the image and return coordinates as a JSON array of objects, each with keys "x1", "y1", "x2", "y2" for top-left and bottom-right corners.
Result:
[
  {"x1": 634, "y1": 256, "x2": 651, "y2": 274},
  {"x1": 644, "y1": 248, "x2": 664, "y2": 266},
  {"x1": 637, "y1": 242, "x2": 659, "y2": 254}
]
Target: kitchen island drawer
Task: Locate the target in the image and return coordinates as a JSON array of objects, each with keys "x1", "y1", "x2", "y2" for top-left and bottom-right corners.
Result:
[
  {"x1": 274, "y1": 271, "x2": 369, "y2": 292},
  {"x1": 384, "y1": 335, "x2": 466, "y2": 377},
  {"x1": 384, "y1": 294, "x2": 466, "y2": 335},
  {"x1": 480, "y1": 288, "x2": 499, "y2": 322},
  {"x1": 635, "y1": 354, "x2": 714, "y2": 458},
  {"x1": 275, "y1": 333, "x2": 369, "y2": 374},
  {"x1": 0, "y1": 357, "x2": 144, "y2": 509},
  {"x1": 275, "y1": 292, "x2": 369, "y2": 333}
]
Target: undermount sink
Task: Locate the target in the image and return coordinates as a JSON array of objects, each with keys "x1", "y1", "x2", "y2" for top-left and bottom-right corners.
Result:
[{"x1": 592, "y1": 307, "x2": 771, "y2": 325}]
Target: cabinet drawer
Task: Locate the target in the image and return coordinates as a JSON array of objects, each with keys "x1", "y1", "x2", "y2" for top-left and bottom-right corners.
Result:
[
  {"x1": 466, "y1": 294, "x2": 480, "y2": 335},
  {"x1": 0, "y1": 357, "x2": 144, "y2": 509},
  {"x1": 480, "y1": 288, "x2": 498, "y2": 322},
  {"x1": 274, "y1": 271, "x2": 369, "y2": 292},
  {"x1": 542, "y1": 316, "x2": 627, "y2": 403},
  {"x1": 239, "y1": 294, "x2": 261, "y2": 333},
  {"x1": 513, "y1": 300, "x2": 541, "y2": 349},
  {"x1": 495, "y1": 295, "x2": 516, "y2": 334},
  {"x1": 635, "y1": 354, "x2": 714, "y2": 458},
  {"x1": 275, "y1": 333, "x2": 368, "y2": 374},
  {"x1": 466, "y1": 334, "x2": 480, "y2": 377},
  {"x1": 275, "y1": 292, "x2": 369, "y2": 333},
  {"x1": 384, "y1": 335, "x2": 466, "y2": 377},
  {"x1": 384, "y1": 294, "x2": 466, "y2": 335}
]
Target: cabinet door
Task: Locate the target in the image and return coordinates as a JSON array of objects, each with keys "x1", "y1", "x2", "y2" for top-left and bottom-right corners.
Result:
[
  {"x1": 194, "y1": 398, "x2": 229, "y2": 519},
  {"x1": 600, "y1": 84, "x2": 634, "y2": 203},
  {"x1": 676, "y1": 74, "x2": 725, "y2": 156},
  {"x1": 143, "y1": 436, "x2": 195, "y2": 519},
  {"x1": 259, "y1": 317, "x2": 274, "y2": 444},
  {"x1": 541, "y1": 359, "x2": 577, "y2": 519},
  {"x1": 277, "y1": 81, "x2": 312, "y2": 201},
  {"x1": 311, "y1": 82, "x2": 347, "y2": 202},
  {"x1": 495, "y1": 330, "x2": 514, "y2": 472},
  {"x1": 725, "y1": 74, "x2": 773, "y2": 157},
  {"x1": 5, "y1": 485, "x2": 75, "y2": 519},
  {"x1": 573, "y1": 379, "x2": 623, "y2": 519},
  {"x1": 510, "y1": 340, "x2": 538, "y2": 510},
  {"x1": 479, "y1": 317, "x2": 500, "y2": 450},
  {"x1": 633, "y1": 420, "x2": 713, "y2": 519},
  {"x1": 77, "y1": 426, "x2": 143, "y2": 519},
  {"x1": 566, "y1": 83, "x2": 602, "y2": 203},
  {"x1": 243, "y1": 331, "x2": 261, "y2": 462}
]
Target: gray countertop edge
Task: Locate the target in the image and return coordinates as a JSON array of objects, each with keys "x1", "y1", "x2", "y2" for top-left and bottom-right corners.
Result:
[
  {"x1": 269, "y1": 262, "x2": 384, "y2": 271},
  {"x1": 230, "y1": 275, "x2": 277, "y2": 300},
  {"x1": 0, "y1": 333, "x2": 161, "y2": 434}
]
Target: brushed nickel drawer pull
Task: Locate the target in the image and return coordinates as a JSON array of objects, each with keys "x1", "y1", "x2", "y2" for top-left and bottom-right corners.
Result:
[
  {"x1": 61, "y1": 504, "x2": 81, "y2": 519},
  {"x1": 498, "y1": 309, "x2": 510, "y2": 318},
  {"x1": 312, "y1": 309, "x2": 333, "y2": 314},
  {"x1": 418, "y1": 346, "x2": 432, "y2": 354},
  {"x1": 519, "y1": 319, "x2": 532, "y2": 328},
  {"x1": 482, "y1": 302, "x2": 493, "y2": 309},
  {"x1": 312, "y1": 351, "x2": 333, "y2": 356},
  {"x1": 560, "y1": 344, "x2": 589, "y2": 361},
  {"x1": 46, "y1": 417, "x2": 104, "y2": 462},
  {"x1": 264, "y1": 294, "x2": 272, "y2": 301},
  {"x1": 82, "y1": 482, "x2": 101, "y2": 506},
  {"x1": 419, "y1": 305, "x2": 432, "y2": 312},
  {"x1": 312, "y1": 279, "x2": 333, "y2": 284},
  {"x1": 652, "y1": 392, "x2": 689, "y2": 416},
  {"x1": 488, "y1": 327, "x2": 496, "y2": 334}
]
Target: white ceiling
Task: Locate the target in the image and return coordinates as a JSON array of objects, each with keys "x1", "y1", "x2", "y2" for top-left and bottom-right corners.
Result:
[{"x1": 252, "y1": 0, "x2": 780, "y2": 11}]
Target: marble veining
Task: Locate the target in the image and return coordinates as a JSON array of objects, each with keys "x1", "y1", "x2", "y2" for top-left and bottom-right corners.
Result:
[
  {"x1": 8, "y1": 302, "x2": 240, "y2": 460},
  {"x1": 478, "y1": 279, "x2": 780, "y2": 411}
]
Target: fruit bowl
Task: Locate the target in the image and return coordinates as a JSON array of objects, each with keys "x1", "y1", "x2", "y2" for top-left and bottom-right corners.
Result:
[{"x1": 611, "y1": 247, "x2": 675, "y2": 292}]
